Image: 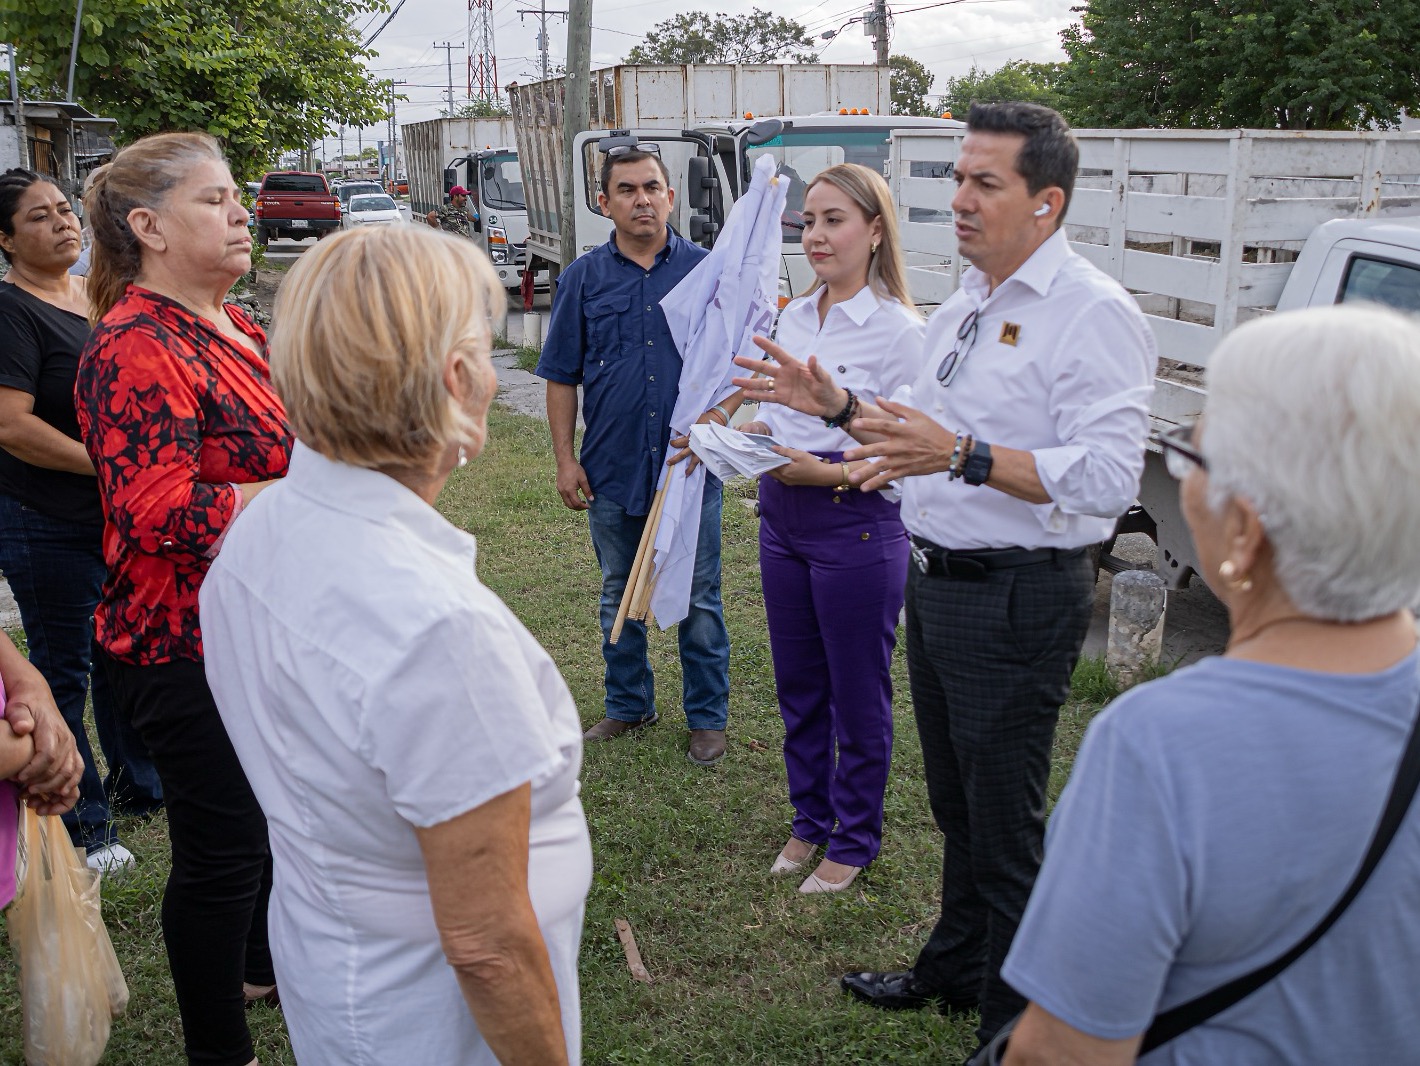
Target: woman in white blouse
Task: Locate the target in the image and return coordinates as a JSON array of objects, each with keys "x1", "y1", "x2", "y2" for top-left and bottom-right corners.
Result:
[
  {"x1": 739, "y1": 164, "x2": 925, "y2": 894},
  {"x1": 200, "y1": 225, "x2": 590, "y2": 1065}
]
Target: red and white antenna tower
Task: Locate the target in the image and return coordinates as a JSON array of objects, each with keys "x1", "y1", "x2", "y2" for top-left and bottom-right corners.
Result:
[{"x1": 468, "y1": 0, "x2": 499, "y2": 105}]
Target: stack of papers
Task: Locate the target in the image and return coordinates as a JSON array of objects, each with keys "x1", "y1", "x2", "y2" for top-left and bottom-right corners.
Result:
[{"x1": 688, "y1": 421, "x2": 792, "y2": 481}]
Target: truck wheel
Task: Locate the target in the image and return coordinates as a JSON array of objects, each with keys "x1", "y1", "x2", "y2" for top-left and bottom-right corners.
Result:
[
  {"x1": 255, "y1": 226, "x2": 269, "y2": 248},
  {"x1": 316, "y1": 229, "x2": 330, "y2": 240}
]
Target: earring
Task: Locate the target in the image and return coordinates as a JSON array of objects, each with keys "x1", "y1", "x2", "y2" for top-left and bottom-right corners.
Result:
[
  {"x1": 870, "y1": 242, "x2": 879, "y2": 255},
  {"x1": 1218, "y1": 559, "x2": 1252, "y2": 592},
  {"x1": 457, "y1": 446, "x2": 469, "y2": 469}
]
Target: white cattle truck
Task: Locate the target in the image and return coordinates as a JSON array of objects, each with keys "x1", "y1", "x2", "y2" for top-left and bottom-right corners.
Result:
[
  {"x1": 403, "y1": 117, "x2": 533, "y2": 287},
  {"x1": 890, "y1": 128, "x2": 1420, "y2": 587},
  {"x1": 508, "y1": 63, "x2": 959, "y2": 298}
]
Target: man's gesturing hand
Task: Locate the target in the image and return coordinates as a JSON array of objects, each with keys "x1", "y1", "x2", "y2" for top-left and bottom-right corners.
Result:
[
  {"x1": 555, "y1": 460, "x2": 594, "y2": 511},
  {"x1": 844, "y1": 396, "x2": 957, "y2": 492},
  {"x1": 731, "y1": 337, "x2": 845, "y2": 419}
]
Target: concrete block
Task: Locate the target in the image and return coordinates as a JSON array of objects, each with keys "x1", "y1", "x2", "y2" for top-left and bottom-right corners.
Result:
[{"x1": 1107, "y1": 569, "x2": 1167, "y2": 686}]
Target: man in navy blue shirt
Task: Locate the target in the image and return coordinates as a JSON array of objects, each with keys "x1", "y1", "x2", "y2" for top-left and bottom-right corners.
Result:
[{"x1": 536, "y1": 148, "x2": 731, "y2": 766}]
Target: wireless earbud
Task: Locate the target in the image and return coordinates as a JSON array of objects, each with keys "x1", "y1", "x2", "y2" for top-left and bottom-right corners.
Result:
[{"x1": 1033, "y1": 204, "x2": 1051, "y2": 217}]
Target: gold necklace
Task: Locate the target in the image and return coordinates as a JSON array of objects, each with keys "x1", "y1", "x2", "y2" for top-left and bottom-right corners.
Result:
[{"x1": 1226, "y1": 614, "x2": 1318, "y2": 649}]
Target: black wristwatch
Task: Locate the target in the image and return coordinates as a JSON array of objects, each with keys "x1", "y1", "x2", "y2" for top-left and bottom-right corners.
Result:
[{"x1": 963, "y1": 440, "x2": 993, "y2": 486}]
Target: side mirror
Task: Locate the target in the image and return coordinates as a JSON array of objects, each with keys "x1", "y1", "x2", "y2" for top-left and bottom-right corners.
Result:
[
  {"x1": 689, "y1": 214, "x2": 719, "y2": 245},
  {"x1": 686, "y1": 155, "x2": 718, "y2": 211},
  {"x1": 745, "y1": 118, "x2": 785, "y2": 147},
  {"x1": 442, "y1": 166, "x2": 458, "y2": 195}
]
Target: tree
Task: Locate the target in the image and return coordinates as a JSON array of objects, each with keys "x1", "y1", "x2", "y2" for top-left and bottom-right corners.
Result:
[
  {"x1": 453, "y1": 98, "x2": 512, "y2": 119},
  {"x1": 938, "y1": 61, "x2": 1069, "y2": 120},
  {"x1": 1058, "y1": 0, "x2": 1420, "y2": 130},
  {"x1": 890, "y1": 55, "x2": 936, "y2": 116},
  {"x1": 6, "y1": 0, "x2": 390, "y2": 181},
  {"x1": 625, "y1": 9, "x2": 817, "y2": 65}
]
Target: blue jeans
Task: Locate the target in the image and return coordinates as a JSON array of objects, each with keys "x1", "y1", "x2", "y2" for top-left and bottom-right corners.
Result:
[
  {"x1": 587, "y1": 482, "x2": 730, "y2": 731},
  {"x1": 0, "y1": 494, "x2": 163, "y2": 851}
]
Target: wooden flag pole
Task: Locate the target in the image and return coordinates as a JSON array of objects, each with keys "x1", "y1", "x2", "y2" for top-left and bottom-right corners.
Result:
[
  {"x1": 624, "y1": 482, "x2": 668, "y2": 622},
  {"x1": 609, "y1": 475, "x2": 669, "y2": 644}
]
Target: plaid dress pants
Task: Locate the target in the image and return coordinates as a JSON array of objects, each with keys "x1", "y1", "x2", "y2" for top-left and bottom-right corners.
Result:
[{"x1": 905, "y1": 548, "x2": 1094, "y2": 1043}]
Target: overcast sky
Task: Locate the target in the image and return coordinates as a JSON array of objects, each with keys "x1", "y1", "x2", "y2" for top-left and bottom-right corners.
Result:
[{"x1": 331, "y1": 0, "x2": 1078, "y2": 147}]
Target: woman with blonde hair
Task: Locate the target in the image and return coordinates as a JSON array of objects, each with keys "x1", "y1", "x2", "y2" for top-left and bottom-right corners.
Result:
[
  {"x1": 738, "y1": 162, "x2": 925, "y2": 893},
  {"x1": 75, "y1": 130, "x2": 290, "y2": 1066},
  {"x1": 201, "y1": 224, "x2": 591, "y2": 1065}
]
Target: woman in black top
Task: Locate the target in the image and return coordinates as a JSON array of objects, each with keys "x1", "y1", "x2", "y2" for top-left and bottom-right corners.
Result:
[{"x1": 0, "y1": 168, "x2": 161, "y2": 871}]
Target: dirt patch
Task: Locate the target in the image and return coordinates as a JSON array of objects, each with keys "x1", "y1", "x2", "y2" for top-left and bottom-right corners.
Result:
[{"x1": 244, "y1": 266, "x2": 286, "y2": 321}]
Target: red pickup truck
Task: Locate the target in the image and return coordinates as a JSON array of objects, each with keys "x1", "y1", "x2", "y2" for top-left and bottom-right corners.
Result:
[{"x1": 254, "y1": 171, "x2": 341, "y2": 246}]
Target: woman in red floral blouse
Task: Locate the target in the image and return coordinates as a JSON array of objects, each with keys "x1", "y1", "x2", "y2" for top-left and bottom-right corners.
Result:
[{"x1": 75, "y1": 131, "x2": 290, "y2": 1066}]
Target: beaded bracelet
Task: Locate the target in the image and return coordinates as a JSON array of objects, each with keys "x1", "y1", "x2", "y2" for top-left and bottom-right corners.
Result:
[
  {"x1": 823, "y1": 389, "x2": 859, "y2": 429},
  {"x1": 945, "y1": 433, "x2": 965, "y2": 479},
  {"x1": 949, "y1": 435, "x2": 975, "y2": 479}
]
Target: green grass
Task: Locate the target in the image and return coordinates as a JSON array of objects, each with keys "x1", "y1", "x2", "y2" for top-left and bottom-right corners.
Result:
[
  {"x1": 0, "y1": 404, "x2": 1124, "y2": 1065},
  {"x1": 513, "y1": 343, "x2": 542, "y2": 372}
]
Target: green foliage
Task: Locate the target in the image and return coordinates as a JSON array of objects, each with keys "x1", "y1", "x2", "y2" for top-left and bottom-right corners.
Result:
[
  {"x1": 625, "y1": 9, "x2": 818, "y2": 65},
  {"x1": 5, "y1": 0, "x2": 391, "y2": 181},
  {"x1": 1058, "y1": 0, "x2": 1420, "y2": 130},
  {"x1": 889, "y1": 54, "x2": 936, "y2": 116},
  {"x1": 453, "y1": 98, "x2": 513, "y2": 119},
  {"x1": 938, "y1": 60, "x2": 1069, "y2": 121}
]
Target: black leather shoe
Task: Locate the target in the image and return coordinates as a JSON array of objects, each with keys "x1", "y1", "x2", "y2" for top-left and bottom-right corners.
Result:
[{"x1": 840, "y1": 969, "x2": 977, "y2": 1015}]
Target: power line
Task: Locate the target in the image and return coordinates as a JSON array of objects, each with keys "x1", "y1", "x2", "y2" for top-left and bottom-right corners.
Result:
[{"x1": 362, "y1": 0, "x2": 414, "y2": 48}]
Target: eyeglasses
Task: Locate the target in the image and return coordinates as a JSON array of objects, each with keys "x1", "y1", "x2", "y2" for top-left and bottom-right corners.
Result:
[
  {"x1": 1159, "y1": 422, "x2": 1208, "y2": 479},
  {"x1": 936, "y1": 309, "x2": 980, "y2": 386},
  {"x1": 604, "y1": 141, "x2": 661, "y2": 159}
]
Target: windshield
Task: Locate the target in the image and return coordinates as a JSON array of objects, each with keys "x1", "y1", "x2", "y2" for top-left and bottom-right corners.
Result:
[
  {"x1": 351, "y1": 195, "x2": 397, "y2": 213},
  {"x1": 745, "y1": 127, "x2": 952, "y2": 240},
  {"x1": 262, "y1": 174, "x2": 327, "y2": 194},
  {"x1": 478, "y1": 153, "x2": 525, "y2": 211},
  {"x1": 338, "y1": 183, "x2": 383, "y2": 203}
]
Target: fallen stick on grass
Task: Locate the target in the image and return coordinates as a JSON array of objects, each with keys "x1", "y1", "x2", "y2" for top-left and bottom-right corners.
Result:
[{"x1": 613, "y1": 918, "x2": 652, "y2": 984}]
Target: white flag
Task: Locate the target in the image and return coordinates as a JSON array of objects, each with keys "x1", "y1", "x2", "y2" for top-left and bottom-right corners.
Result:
[{"x1": 648, "y1": 154, "x2": 788, "y2": 628}]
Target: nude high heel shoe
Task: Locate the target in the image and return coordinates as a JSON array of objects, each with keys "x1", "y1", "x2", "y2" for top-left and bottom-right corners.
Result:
[
  {"x1": 798, "y1": 863, "x2": 861, "y2": 894},
  {"x1": 770, "y1": 838, "x2": 818, "y2": 876}
]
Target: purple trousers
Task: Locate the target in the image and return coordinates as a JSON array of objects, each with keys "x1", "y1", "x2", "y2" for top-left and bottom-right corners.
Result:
[{"x1": 758, "y1": 464, "x2": 908, "y2": 867}]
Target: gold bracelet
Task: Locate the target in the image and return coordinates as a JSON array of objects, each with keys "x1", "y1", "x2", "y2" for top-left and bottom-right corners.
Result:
[{"x1": 835, "y1": 462, "x2": 852, "y2": 491}]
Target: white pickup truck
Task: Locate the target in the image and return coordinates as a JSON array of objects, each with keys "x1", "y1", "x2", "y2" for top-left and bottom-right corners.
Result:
[{"x1": 890, "y1": 128, "x2": 1420, "y2": 587}]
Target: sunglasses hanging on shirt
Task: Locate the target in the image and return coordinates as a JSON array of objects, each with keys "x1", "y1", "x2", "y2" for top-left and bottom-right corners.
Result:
[{"x1": 936, "y1": 308, "x2": 980, "y2": 387}]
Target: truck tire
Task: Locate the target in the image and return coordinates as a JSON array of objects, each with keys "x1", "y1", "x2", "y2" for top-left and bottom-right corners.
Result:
[{"x1": 255, "y1": 225, "x2": 269, "y2": 248}]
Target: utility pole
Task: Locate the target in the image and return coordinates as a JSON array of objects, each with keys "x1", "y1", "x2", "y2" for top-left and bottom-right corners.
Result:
[
  {"x1": 387, "y1": 80, "x2": 408, "y2": 186},
  {"x1": 519, "y1": 0, "x2": 568, "y2": 81},
  {"x1": 433, "y1": 41, "x2": 466, "y2": 115},
  {"x1": 867, "y1": 0, "x2": 889, "y2": 66},
  {"x1": 559, "y1": 0, "x2": 590, "y2": 287}
]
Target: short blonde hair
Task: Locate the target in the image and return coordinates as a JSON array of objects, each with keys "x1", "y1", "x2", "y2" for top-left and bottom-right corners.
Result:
[{"x1": 270, "y1": 225, "x2": 505, "y2": 470}]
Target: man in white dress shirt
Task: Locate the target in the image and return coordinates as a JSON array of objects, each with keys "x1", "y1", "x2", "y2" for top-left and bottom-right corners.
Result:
[{"x1": 737, "y1": 102, "x2": 1157, "y2": 1057}]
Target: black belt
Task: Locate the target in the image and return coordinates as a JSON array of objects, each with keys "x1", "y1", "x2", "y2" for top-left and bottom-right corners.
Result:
[{"x1": 909, "y1": 535, "x2": 1084, "y2": 579}]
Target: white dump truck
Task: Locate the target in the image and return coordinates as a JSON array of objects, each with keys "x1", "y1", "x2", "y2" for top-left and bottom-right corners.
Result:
[
  {"x1": 889, "y1": 128, "x2": 1420, "y2": 586},
  {"x1": 403, "y1": 117, "x2": 534, "y2": 288},
  {"x1": 508, "y1": 63, "x2": 960, "y2": 299}
]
